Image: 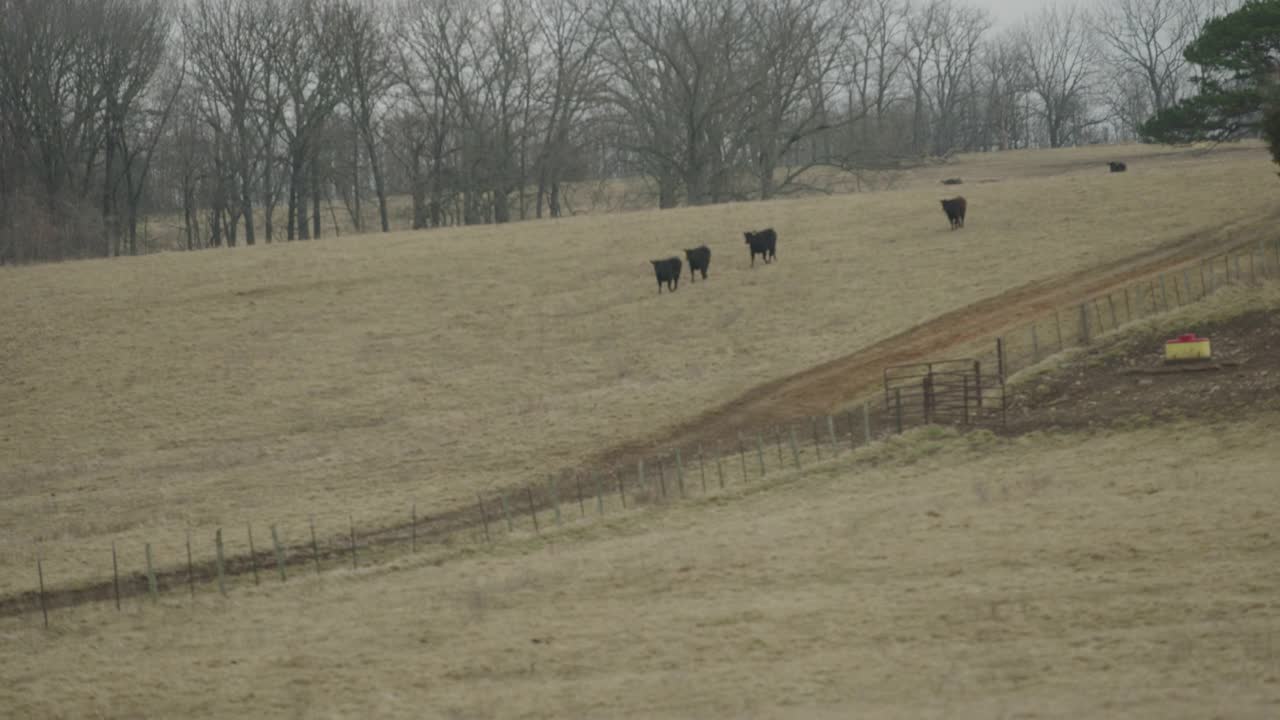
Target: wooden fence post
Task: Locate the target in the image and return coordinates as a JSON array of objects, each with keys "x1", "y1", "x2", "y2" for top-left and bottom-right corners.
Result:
[
  {"x1": 550, "y1": 475, "x2": 561, "y2": 527},
  {"x1": 698, "y1": 445, "x2": 707, "y2": 493},
  {"x1": 774, "y1": 426, "x2": 785, "y2": 464},
  {"x1": 737, "y1": 432, "x2": 748, "y2": 480},
  {"x1": 809, "y1": 417, "x2": 822, "y2": 459},
  {"x1": 1030, "y1": 323, "x2": 1040, "y2": 363},
  {"x1": 996, "y1": 337, "x2": 1006, "y2": 380},
  {"x1": 309, "y1": 516, "x2": 320, "y2": 576},
  {"x1": 215, "y1": 528, "x2": 227, "y2": 597},
  {"x1": 1079, "y1": 303, "x2": 1090, "y2": 345},
  {"x1": 755, "y1": 434, "x2": 767, "y2": 477},
  {"x1": 827, "y1": 415, "x2": 838, "y2": 453},
  {"x1": 1054, "y1": 309, "x2": 1064, "y2": 350},
  {"x1": 477, "y1": 495, "x2": 492, "y2": 542},
  {"x1": 973, "y1": 361, "x2": 983, "y2": 408},
  {"x1": 185, "y1": 531, "x2": 195, "y2": 598},
  {"x1": 37, "y1": 558, "x2": 48, "y2": 629},
  {"x1": 922, "y1": 372, "x2": 933, "y2": 424},
  {"x1": 715, "y1": 449, "x2": 725, "y2": 488},
  {"x1": 594, "y1": 471, "x2": 605, "y2": 514},
  {"x1": 247, "y1": 523, "x2": 260, "y2": 586},
  {"x1": 657, "y1": 458, "x2": 668, "y2": 499},
  {"x1": 846, "y1": 410, "x2": 858, "y2": 450},
  {"x1": 637, "y1": 459, "x2": 645, "y2": 492},
  {"x1": 1160, "y1": 275, "x2": 1169, "y2": 311},
  {"x1": 526, "y1": 487, "x2": 540, "y2": 534},
  {"x1": 1107, "y1": 294, "x2": 1118, "y2": 329},
  {"x1": 112, "y1": 541, "x2": 122, "y2": 610},
  {"x1": 1234, "y1": 254, "x2": 1242, "y2": 284},
  {"x1": 894, "y1": 388, "x2": 904, "y2": 433},
  {"x1": 271, "y1": 526, "x2": 287, "y2": 582},
  {"x1": 1184, "y1": 269, "x2": 1194, "y2": 302},
  {"x1": 348, "y1": 515, "x2": 359, "y2": 568},
  {"x1": 618, "y1": 472, "x2": 627, "y2": 508},
  {"x1": 504, "y1": 493, "x2": 516, "y2": 530},
  {"x1": 788, "y1": 426, "x2": 802, "y2": 469},
  {"x1": 863, "y1": 402, "x2": 872, "y2": 445},
  {"x1": 145, "y1": 543, "x2": 158, "y2": 602},
  {"x1": 675, "y1": 449, "x2": 686, "y2": 498}
]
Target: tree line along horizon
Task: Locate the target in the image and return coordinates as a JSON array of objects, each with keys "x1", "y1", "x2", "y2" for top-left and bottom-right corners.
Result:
[{"x1": 0, "y1": 0, "x2": 1276, "y2": 265}]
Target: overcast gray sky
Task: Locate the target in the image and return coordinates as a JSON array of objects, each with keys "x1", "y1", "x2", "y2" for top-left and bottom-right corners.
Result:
[{"x1": 972, "y1": 0, "x2": 1060, "y2": 28}]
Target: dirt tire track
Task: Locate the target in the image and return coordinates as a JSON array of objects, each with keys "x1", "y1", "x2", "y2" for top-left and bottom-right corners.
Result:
[{"x1": 4, "y1": 213, "x2": 1273, "y2": 620}]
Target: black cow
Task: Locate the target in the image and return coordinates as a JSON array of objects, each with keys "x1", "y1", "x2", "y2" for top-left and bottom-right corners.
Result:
[
  {"x1": 941, "y1": 177, "x2": 964, "y2": 185},
  {"x1": 1108, "y1": 161, "x2": 1127, "y2": 173},
  {"x1": 651, "y1": 256, "x2": 682, "y2": 293},
  {"x1": 744, "y1": 228, "x2": 777, "y2": 267},
  {"x1": 684, "y1": 245, "x2": 711, "y2": 281},
  {"x1": 940, "y1": 196, "x2": 966, "y2": 230}
]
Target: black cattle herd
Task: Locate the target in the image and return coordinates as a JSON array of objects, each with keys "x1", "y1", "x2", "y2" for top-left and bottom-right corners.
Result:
[{"x1": 647, "y1": 161, "x2": 1129, "y2": 294}]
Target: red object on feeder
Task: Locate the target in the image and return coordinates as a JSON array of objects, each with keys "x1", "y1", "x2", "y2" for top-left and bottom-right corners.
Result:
[{"x1": 1164, "y1": 332, "x2": 1211, "y2": 361}]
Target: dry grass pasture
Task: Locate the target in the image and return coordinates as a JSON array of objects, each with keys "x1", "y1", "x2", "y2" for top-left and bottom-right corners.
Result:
[
  {"x1": 2, "y1": 141, "x2": 1278, "y2": 597},
  {"x1": 2, "y1": 412, "x2": 1278, "y2": 718}
]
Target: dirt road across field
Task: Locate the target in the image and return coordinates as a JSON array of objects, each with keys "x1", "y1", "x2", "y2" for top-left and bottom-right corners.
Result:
[{"x1": 4, "y1": 211, "x2": 1275, "y2": 620}]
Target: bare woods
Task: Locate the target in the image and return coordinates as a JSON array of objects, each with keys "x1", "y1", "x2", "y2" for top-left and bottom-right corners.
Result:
[{"x1": 0, "y1": 0, "x2": 1244, "y2": 264}]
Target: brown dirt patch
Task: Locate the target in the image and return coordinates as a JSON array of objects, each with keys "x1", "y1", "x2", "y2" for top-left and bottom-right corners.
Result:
[{"x1": 1005, "y1": 308, "x2": 1280, "y2": 432}]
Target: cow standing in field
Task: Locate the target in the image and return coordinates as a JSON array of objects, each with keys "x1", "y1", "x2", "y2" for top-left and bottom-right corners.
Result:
[
  {"x1": 685, "y1": 245, "x2": 711, "y2": 281},
  {"x1": 651, "y1": 257, "x2": 683, "y2": 293},
  {"x1": 744, "y1": 228, "x2": 777, "y2": 267},
  {"x1": 1109, "y1": 161, "x2": 1127, "y2": 172},
  {"x1": 940, "y1": 197, "x2": 966, "y2": 230}
]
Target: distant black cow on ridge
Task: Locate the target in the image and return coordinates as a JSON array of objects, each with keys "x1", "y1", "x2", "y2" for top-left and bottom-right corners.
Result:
[
  {"x1": 651, "y1": 256, "x2": 682, "y2": 293},
  {"x1": 744, "y1": 228, "x2": 777, "y2": 267},
  {"x1": 940, "y1": 196, "x2": 967, "y2": 230},
  {"x1": 685, "y1": 245, "x2": 711, "y2": 281},
  {"x1": 1108, "y1": 161, "x2": 1127, "y2": 172}
]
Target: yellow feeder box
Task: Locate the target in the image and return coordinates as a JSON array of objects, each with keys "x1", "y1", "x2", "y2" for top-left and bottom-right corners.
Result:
[{"x1": 1165, "y1": 333, "x2": 1211, "y2": 362}]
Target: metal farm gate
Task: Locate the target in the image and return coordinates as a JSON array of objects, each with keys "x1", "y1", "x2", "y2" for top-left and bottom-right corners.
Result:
[{"x1": 882, "y1": 358, "x2": 1006, "y2": 430}]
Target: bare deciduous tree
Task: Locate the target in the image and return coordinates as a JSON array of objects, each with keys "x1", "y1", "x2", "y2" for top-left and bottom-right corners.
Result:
[
  {"x1": 336, "y1": 0, "x2": 397, "y2": 233},
  {"x1": 182, "y1": 0, "x2": 275, "y2": 246},
  {"x1": 1018, "y1": 2, "x2": 1100, "y2": 148},
  {"x1": 532, "y1": 0, "x2": 608, "y2": 217},
  {"x1": 0, "y1": 0, "x2": 174, "y2": 261},
  {"x1": 923, "y1": 1, "x2": 991, "y2": 155},
  {"x1": 1092, "y1": 0, "x2": 1198, "y2": 119},
  {"x1": 849, "y1": 0, "x2": 908, "y2": 144},
  {"x1": 601, "y1": 0, "x2": 755, "y2": 207},
  {"x1": 270, "y1": 0, "x2": 347, "y2": 240},
  {"x1": 976, "y1": 32, "x2": 1026, "y2": 151},
  {"x1": 748, "y1": 0, "x2": 855, "y2": 199}
]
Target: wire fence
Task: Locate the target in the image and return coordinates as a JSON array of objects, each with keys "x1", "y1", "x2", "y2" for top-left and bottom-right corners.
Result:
[{"x1": 9, "y1": 235, "x2": 1280, "y2": 629}]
